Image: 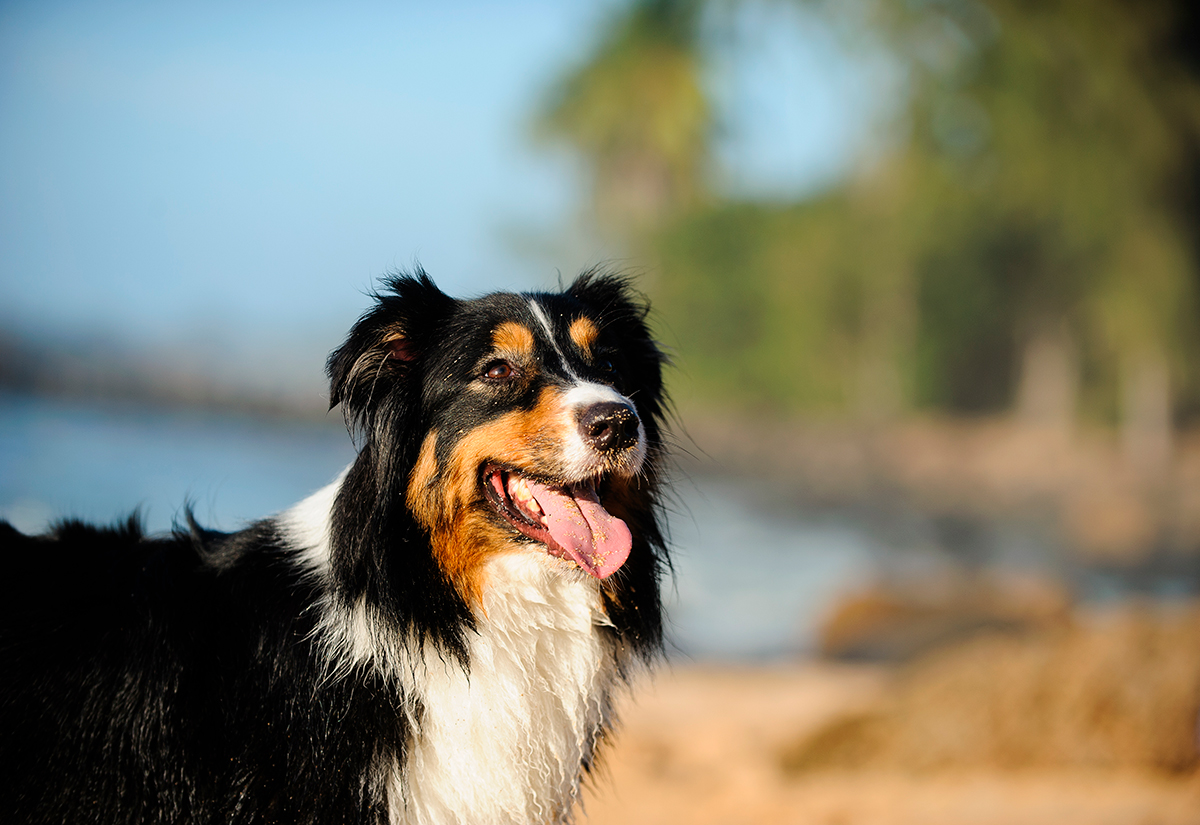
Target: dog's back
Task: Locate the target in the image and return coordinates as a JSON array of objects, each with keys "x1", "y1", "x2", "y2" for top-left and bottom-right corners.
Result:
[{"x1": 0, "y1": 519, "x2": 402, "y2": 823}]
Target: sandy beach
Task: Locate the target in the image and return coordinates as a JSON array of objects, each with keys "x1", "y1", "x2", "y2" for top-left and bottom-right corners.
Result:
[{"x1": 578, "y1": 663, "x2": 1200, "y2": 825}]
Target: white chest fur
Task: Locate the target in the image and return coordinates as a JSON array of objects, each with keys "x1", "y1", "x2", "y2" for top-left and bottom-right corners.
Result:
[
  {"x1": 280, "y1": 483, "x2": 623, "y2": 824},
  {"x1": 391, "y1": 553, "x2": 620, "y2": 825}
]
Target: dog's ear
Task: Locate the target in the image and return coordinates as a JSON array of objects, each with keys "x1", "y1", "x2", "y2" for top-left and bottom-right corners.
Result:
[
  {"x1": 567, "y1": 268, "x2": 640, "y2": 314},
  {"x1": 568, "y1": 268, "x2": 667, "y2": 411},
  {"x1": 327, "y1": 270, "x2": 455, "y2": 417}
]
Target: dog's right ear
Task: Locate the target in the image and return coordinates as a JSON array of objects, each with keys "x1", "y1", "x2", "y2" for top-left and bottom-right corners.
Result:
[{"x1": 327, "y1": 270, "x2": 455, "y2": 420}]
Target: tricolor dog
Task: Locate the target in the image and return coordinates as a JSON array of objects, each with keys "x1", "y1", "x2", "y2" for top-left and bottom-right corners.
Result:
[{"x1": 0, "y1": 271, "x2": 670, "y2": 824}]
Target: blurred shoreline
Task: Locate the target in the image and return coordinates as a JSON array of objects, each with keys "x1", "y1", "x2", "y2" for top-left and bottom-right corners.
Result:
[
  {"x1": 680, "y1": 413, "x2": 1200, "y2": 584},
  {"x1": 0, "y1": 330, "x2": 334, "y2": 423},
  {"x1": 6, "y1": 331, "x2": 1197, "y2": 593}
]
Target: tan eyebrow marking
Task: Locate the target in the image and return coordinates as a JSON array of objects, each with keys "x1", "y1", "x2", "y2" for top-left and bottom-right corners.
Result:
[
  {"x1": 568, "y1": 317, "x2": 599, "y2": 357},
  {"x1": 491, "y1": 321, "x2": 534, "y2": 356}
]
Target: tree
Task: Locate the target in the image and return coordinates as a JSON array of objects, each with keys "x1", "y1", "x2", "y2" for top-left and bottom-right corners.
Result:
[
  {"x1": 536, "y1": 0, "x2": 710, "y2": 239},
  {"x1": 536, "y1": 0, "x2": 1200, "y2": 448}
]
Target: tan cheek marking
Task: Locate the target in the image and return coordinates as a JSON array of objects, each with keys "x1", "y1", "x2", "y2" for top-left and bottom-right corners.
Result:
[
  {"x1": 491, "y1": 321, "x2": 534, "y2": 358},
  {"x1": 424, "y1": 386, "x2": 574, "y2": 605},
  {"x1": 442, "y1": 410, "x2": 544, "y2": 512},
  {"x1": 443, "y1": 386, "x2": 570, "y2": 497},
  {"x1": 568, "y1": 317, "x2": 599, "y2": 357},
  {"x1": 436, "y1": 511, "x2": 514, "y2": 607},
  {"x1": 406, "y1": 431, "x2": 442, "y2": 530}
]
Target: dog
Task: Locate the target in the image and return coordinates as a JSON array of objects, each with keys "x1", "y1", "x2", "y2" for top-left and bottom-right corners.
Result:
[{"x1": 0, "y1": 270, "x2": 670, "y2": 824}]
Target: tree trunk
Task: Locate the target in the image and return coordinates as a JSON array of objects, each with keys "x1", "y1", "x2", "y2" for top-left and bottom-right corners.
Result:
[
  {"x1": 1015, "y1": 325, "x2": 1077, "y2": 440},
  {"x1": 1121, "y1": 348, "x2": 1172, "y2": 477}
]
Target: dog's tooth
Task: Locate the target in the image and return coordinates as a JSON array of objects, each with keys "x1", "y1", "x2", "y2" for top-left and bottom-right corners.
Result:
[
  {"x1": 505, "y1": 475, "x2": 546, "y2": 521},
  {"x1": 509, "y1": 476, "x2": 534, "y2": 504}
]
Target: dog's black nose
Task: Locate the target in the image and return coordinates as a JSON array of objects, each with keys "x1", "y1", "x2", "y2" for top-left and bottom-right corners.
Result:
[{"x1": 578, "y1": 402, "x2": 640, "y2": 452}]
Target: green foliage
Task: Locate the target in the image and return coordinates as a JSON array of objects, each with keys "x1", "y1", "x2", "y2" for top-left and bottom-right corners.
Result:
[
  {"x1": 538, "y1": 0, "x2": 1200, "y2": 422},
  {"x1": 653, "y1": 200, "x2": 864, "y2": 413},
  {"x1": 536, "y1": 0, "x2": 710, "y2": 234},
  {"x1": 889, "y1": 0, "x2": 1200, "y2": 419}
]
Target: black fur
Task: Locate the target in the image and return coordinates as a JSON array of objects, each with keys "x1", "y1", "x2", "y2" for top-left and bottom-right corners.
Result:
[{"x1": 0, "y1": 271, "x2": 669, "y2": 824}]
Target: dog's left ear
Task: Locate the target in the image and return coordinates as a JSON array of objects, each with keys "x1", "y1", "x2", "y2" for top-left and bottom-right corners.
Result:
[{"x1": 327, "y1": 270, "x2": 455, "y2": 418}]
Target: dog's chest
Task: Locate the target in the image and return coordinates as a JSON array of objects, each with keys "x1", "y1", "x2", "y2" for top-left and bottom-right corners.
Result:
[{"x1": 392, "y1": 554, "x2": 618, "y2": 825}]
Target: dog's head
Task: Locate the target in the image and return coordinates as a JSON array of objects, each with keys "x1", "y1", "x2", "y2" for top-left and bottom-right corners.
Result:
[{"x1": 326, "y1": 269, "x2": 669, "y2": 659}]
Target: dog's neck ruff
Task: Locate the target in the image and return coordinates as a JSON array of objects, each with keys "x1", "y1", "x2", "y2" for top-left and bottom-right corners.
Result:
[
  {"x1": 397, "y1": 552, "x2": 617, "y2": 825},
  {"x1": 279, "y1": 474, "x2": 623, "y2": 825}
]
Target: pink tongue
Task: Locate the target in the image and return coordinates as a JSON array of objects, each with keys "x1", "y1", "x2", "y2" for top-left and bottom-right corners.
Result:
[{"x1": 525, "y1": 480, "x2": 631, "y2": 578}]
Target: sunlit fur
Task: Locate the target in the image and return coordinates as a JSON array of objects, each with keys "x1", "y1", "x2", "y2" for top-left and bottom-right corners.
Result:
[{"x1": 0, "y1": 269, "x2": 669, "y2": 825}]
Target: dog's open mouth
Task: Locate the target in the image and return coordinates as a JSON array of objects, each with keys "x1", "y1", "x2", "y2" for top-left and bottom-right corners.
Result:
[{"x1": 483, "y1": 464, "x2": 631, "y2": 579}]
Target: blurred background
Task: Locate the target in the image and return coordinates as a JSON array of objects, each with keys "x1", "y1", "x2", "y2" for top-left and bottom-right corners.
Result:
[{"x1": 4, "y1": 0, "x2": 1200, "y2": 821}]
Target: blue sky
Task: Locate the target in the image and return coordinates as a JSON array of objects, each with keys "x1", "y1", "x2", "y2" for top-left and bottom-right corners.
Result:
[{"x1": 0, "y1": 0, "x2": 880, "y2": 395}]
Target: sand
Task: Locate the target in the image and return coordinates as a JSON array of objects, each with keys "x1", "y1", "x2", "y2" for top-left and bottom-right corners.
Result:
[{"x1": 576, "y1": 663, "x2": 1200, "y2": 825}]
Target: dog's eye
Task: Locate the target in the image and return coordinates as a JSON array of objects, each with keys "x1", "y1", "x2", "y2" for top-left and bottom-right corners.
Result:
[{"x1": 483, "y1": 360, "x2": 517, "y2": 381}]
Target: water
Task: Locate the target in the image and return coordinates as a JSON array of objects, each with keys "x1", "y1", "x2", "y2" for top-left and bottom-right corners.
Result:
[
  {"x1": 0, "y1": 393, "x2": 355, "y2": 533},
  {"x1": 0, "y1": 393, "x2": 876, "y2": 660},
  {"x1": 663, "y1": 476, "x2": 874, "y2": 658}
]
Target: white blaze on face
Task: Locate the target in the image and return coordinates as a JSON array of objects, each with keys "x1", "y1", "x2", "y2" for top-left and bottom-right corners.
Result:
[
  {"x1": 527, "y1": 297, "x2": 647, "y2": 480},
  {"x1": 527, "y1": 298, "x2": 580, "y2": 382},
  {"x1": 560, "y1": 381, "x2": 647, "y2": 480}
]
